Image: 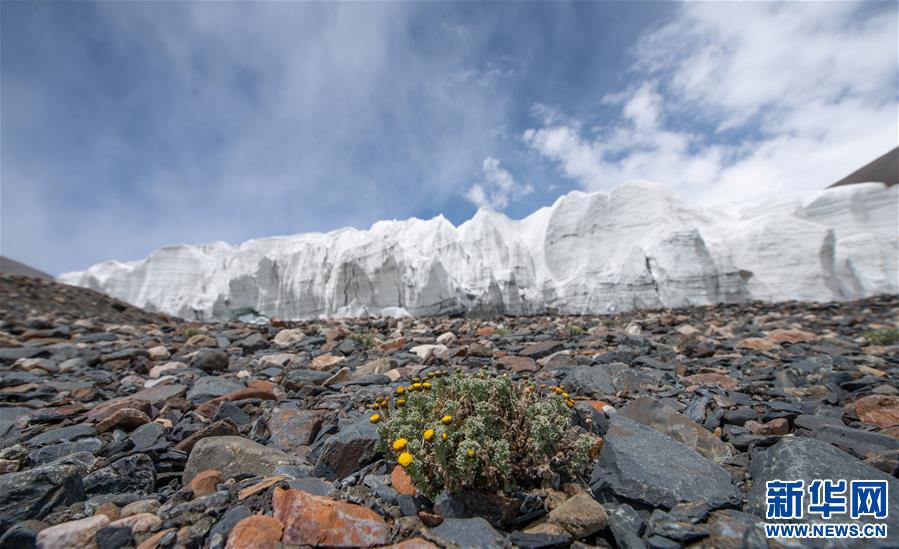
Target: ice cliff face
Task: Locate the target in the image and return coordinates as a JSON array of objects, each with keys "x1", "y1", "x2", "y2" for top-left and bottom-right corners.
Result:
[{"x1": 59, "y1": 182, "x2": 898, "y2": 320}]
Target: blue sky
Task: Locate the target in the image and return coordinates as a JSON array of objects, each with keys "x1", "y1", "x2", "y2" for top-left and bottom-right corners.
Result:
[{"x1": 2, "y1": 1, "x2": 896, "y2": 275}]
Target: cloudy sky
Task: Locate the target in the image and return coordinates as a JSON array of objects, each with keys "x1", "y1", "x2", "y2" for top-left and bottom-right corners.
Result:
[{"x1": 2, "y1": 1, "x2": 896, "y2": 275}]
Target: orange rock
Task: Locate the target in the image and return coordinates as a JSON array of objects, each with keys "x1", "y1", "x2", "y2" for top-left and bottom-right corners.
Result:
[
  {"x1": 310, "y1": 354, "x2": 346, "y2": 371},
  {"x1": 766, "y1": 328, "x2": 816, "y2": 344},
  {"x1": 136, "y1": 528, "x2": 177, "y2": 549},
  {"x1": 475, "y1": 326, "x2": 496, "y2": 337},
  {"x1": 680, "y1": 373, "x2": 739, "y2": 390},
  {"x1": 190, "y1": 469, "x2": 224, "y2": 497},
  {"x1": 391, "y1": 465, "x2": 416, "y2": 496},
  {"x1": 247, "y1": 379, "x2": 275, "y2": 392},
  {"x1": 94, "y1": 501, "x2": 120, "y2": 521},
  {"x1": 238, "y1": 476, "x2": 286, "y2": 501},
  {"x1": 376, "y1": 337, "x2": 406, "y2": 353},
  {"x1": 849, "y1": 395, "x2": 899, "y2": 427},
  {"x1": 735, "y1": 338, "x2": 777, "y2": 351},
  {"x1": 273, "y1": 488, "x2": 390, "y2": 547},
  {"x1": 225, "y1": 515, "x2": 284, "y2": 549}
]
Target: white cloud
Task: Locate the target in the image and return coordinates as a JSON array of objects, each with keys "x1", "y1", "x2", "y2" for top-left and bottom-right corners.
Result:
[
  {"x1": 524, "y1": 2, "x2": 897, "y2": 205},
  {"x1": 464, "y1": 156, "x2": 533, "y2": 210}
]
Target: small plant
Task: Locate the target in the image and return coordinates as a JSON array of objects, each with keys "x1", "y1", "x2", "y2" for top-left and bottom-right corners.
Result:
[
  {"x1": 567, "y1": 325, "x2": 585, "y2": 336},
  {"x1": 373, "y1": 371, "x2": 600, "y2": 498},
  {"x1": 495, "y1": 327, "x2": 512, "y2": 337},
  {"x1": 183, "y1": 327, "x2": 202, "y2": 339},
  {"x1": 349, "y1": 332, "x2": 377, "y2": 349},
  {"x1": 864, "y1": 328, "x2": 899, "y2": 346}
]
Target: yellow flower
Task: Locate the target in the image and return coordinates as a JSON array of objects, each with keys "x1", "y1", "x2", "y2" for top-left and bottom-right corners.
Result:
[
  {"x1": 393, "y1": 438, "x2": 408, "y2": 451},
  {"x1": 441, "y1": 432, "x2": 448, "y2": 441},
  {"x1": 466, "y1": 448, "x2": 476, "y2": 458},
  {"x1": 396, "y1": 386, "x2": 406, "y2": 395},
  {"x1": 396, "y1": 399, "x2": 406, "y2": 408},
  {"x1": 369, "y1": 414, "x2": 381, "y2": 424},
  {"x1": 565, "y1": 399, "x2": 574, "y2": 408},
  {"x1": 422, "y1": 382, "x2": 432, "y2": 390},
  {"x1": 441, "y1": 415, "x2": 453, "y2": 425},
  {"x1": 423, "y1": 429, "x2": 435, "y2": 441},
  {"x1": 412, "y1": 382, "x2": 423, "y2": 391},
  {"x1": 562, "y1": 392, "x2": 570, "y2": 398},
  {"x1": 398, "y1": 451, "x2": 414, "y2": 467}
]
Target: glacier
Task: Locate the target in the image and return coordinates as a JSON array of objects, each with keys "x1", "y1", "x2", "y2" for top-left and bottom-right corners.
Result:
[{"x1": 59, "y1": 181, "x2": 898, "y2": 321}]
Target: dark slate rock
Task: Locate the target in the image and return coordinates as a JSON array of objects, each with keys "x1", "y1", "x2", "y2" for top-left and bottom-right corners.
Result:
[
  {"x1": 559, "y1": 365, "x2": 618, "y2": 396},
  {"x1": 363, "y1": 474, "x2": 398, "y2": 506},
  {"x1": 284, "y1": 369, "x2": 330, "y2": 390},
  {"x1": 237, "y1": 333, "x2": 267, "y2": 352},
  {"x1": 0, "y1": 463, "x2": 84, "y2": 532},
  {"x1": 591, "y1": 415, "x2": 741, "y2": 510},
  {"x1": 434, "y1": 491, "x2": 467, "y2": 518},
  {"x1": 27, "y1": 438, "x2": 103, "y2": 466},
  {"x1": 431, "y1": 517, "x2": 510, "y2": 549},
  {"x1": 128, "y1": 422, "x2": 168, "y2": 451},
  {"x1": 605, "y1": 503, "x2": 647, "y2": 549},
  {"x1": 187, "y1": 376, "x2": 243, "y2": 401},
  {"x1": 84, "y1": 492, "x2": 143, "y2": 515},
  {"x1": 287, "y1": 477, "x2": 333, "y2": 496},
  {"x1": 811, "y1": 424, "x2": 899, "y2": 460},
  {"x1": 208, "y1": 504, "x2": 251, "y2": 549},
  {"x1": 0, "y1": 520, "x2": 45, "y2": 549},
  {"x1": 508, "y1": 530, "x2": 571, "y2": 549},
  {"x1": 27, "y1": 423, "x2": 96, "y2": 446},
  {"x1": 723, "y1": 407, "x2": 757, "y2": 426},
  {"x1": 519, "y1": 340, "x2": 564, "y2": 359},
  {"x1": 213, "y1": 401, "x2": 252, "y2": 426},
  {"x1": 0, "y1": 347, "x2": 45, "y2": 363},
  {"x1": 96, "y1": 526, "x2": 133, "y2": 549},
  {"x1": 313, "y1": 419, "x2": 379, "y2": 480},
  {"x1": 84, "y1": 453, "x2": 156, "y2": 496},
  {"x1": 747, "y1": 437, "x2": 899, "y2": 536},
  {"x1": 191, "y1": 349, "x2": 229, "y2": 372}
]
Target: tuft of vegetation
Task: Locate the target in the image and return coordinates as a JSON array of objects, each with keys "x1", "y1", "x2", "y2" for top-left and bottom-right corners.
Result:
[
  {"x1": 864, "y1": 328, "x2": 899, "y2": 346},
  {"x1": 495, "y1": 327, "x2": 512, "y2": 337},
  {"x1": 372, "y1": 371, "x2": 600, "y2": 498},
  {"x1": 183, "y1": 327, "x2": 202, "y2": 339},
  {"x1": 349, "y1": 332, "x2": 377, "y2": 349},
  {"x1": 567, "y1": 325, "x2": 585, "y2": 337}
]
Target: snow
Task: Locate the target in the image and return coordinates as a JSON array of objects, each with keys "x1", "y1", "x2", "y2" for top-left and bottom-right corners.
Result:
[{"x1": 59, "y1": 182, "x2": 898, "y2": 320}]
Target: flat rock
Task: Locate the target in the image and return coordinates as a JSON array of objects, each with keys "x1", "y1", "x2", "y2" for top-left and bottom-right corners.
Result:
[
  {"x1": 431, "y1": 517, "x2": 510, "y2": 549},
  {"x1": 591, "y1": 415, "x2": 741, "y2": 510},
  {"x1": 273, "y1": 487, "x2": 390, "y2": 547},
  {"x1": 269, "y1": 409, "x2": 325, "y2": 451},
  {"x1": 313, "y1": 419, "x2": 379, "y2": 480},
  {"x1": 84, "y1": 453, "x2": 156, "y2": 496},
  {"x1": 225, "y1": 515, "x2": 283, "y2": 549},
  {"x1": 183, "y1": 436, "x2": 300, "y2": 484},
  {"x1": 622, "y1": 397, "x2": 735, "y2": 464},
  {"x1": 36, "y1": 515, "x2": 109, "y2": 549}
]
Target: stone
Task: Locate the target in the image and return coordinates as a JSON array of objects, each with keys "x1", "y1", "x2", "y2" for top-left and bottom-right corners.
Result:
[
  {"x1": 148, "y1": 361, "x2": 185, "y2": 379},
  {"x1": 96, "y1": 408, "x2": 151, "y2": 433},
  {"x1": 121, "y1": 499, "x2": 160, "y2": 517},
  {"x1": 273, "y1": 328, "x2": 305, "y2": 347},
  {"x1": 0, "y1": 520, "x2": 47, "y2": 549},
  {"x1": 191, "y1": 349, "x2": 229, "y2": 372},
  {"x1": 28, "y1": 424, "x2": 96, "y2": 446},
  {"x1": 430, "y1": 517, "x2": 510, "y2": 549},
  {"x1": 680, "y1": 373, "x2": 739, "y2": 390},
  {"x1": 27, "y1": 438, "x2": 103, "y2": 466},
  {"x1": 187, "y1": 376, "x2": 244, "y2": 401},
  {"x1": 225, "y1": 515, "x2": 283, "y2": 549},
  {"x1": 268, "y1": 409, "x2": 325, "y2": 451},
  {"x1": 748, "y1": 437, "x2": 899, "y2": 531},
  {"x1": 622, "y1": 397, "x2": 735, "y2": 464},
  {"x1": 384, "y1": 539, "x2": 440, "y2": 549},
  {"x1": 605, "y1": 503, "x2": 645, "y2": 549},
  {"x1": 175, "y1": 419, "x2": 239, "y2": 453},
  {"x1": 497, "y1": 355, "x2": 539, "y2": 373},
  {"x1": 208, "y1": 505, "x2": 251, "y2": 549},
  {"x1": 94, "y1": 502, "x2": 120, "y2": 521},
  {"x1": 544, "y1": 492, "x2": 608, "y2": 539},
  {"x1": 95, "y1": 526, "x2": 133, "y2": 549},
  {"x1": 747, "y1": 418, "x2": 789, "y2": 436},
  {"x1": 409, "y1": 344, "x2": 447, "y2": 360},
  {"x1": 591, "y1": 415, "x2": 741, "y2": 510},
  {"x1": 766, "y1": 328, "x2": 816, "y2": 344},
  {"x1": 84, "y1": 453, "x2": 156, "y2": 496},
  {"x1": 190, "y1": 470, "x2": 224, "y2": 498},
  {"x1": 110, "y1": 512, "x2": 162, "y2": 534},
  {"x1": 186, "y1": 334, "x2": 217, "y2": 348},
  {"x1": 238, "y1": 476, "x2": 286, "y2": 501},
  {"x1": 273, "y1": 488, "x2": 390, "y2": 547},
  {"x1": 128, "y1": 422, "x2": 168, "y2": 451},
  {"x1": 183, "y1": 436, "x2": 300, "y2": 484},
  {"x1": 35, "y1": 515, "x2": 109, "y2": 549},
  {"x1": 313, "y1": 419, "x2": 379, "y2": 480},
  {"x1": 353, "y1": 357, "x2": 396, "y2": 379},
  {"x1": 735, "y1": 338, "x2": 777, "y2": 351},
  {"x1": 147, "y1": 346, "x2": 170, "y2": 360},
  {"x1": 311, "y1": 353, "x2": 346, "y2": 371},
  {"x1": 848, "y1": 394, "x2": 899, "y2": 427},
  {"x1": 135, "y1": 528, "x2": 176, "y2": 549},
  {"x1": 508, "y1": 531, "x2": 570, "y2": 549},
  {"x1": 237, "y1": 333, "x2": 267, "y2": 352},
  {"x1": 519, "y1": 341, "x2": 564, "y2": 359},
  {"x1": 0, "y1": 463, "x2": 84, "y2": 532},
  {"x1": 391, "y1": 465, "x2": 416, "y2": 496}
]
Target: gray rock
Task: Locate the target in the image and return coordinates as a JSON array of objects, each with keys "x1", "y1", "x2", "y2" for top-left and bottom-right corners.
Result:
[
  {"x1": 27, "y1": 424, "x2": 96, "y2": 446},
  {"x1": 519, "y1": 341, "x2": 564, "y2": 359},
  {"x1": 605, "y1": 503, "x2": 646, "y2": 549},
  {"x1": 208, "y1": 504, "x2": 251, "y2": 549},
  {"x1": 622, "y1": 397, "x2": 735, "y2": 464},
  {"x1": 0, "y1": 520, "x2": 46, "y2": 549},
  {"x1": 313, "y1": 419, "x2": 379, "y2": 480},
  {"x1": 431, "y1": 517, "x2": 510, "y2": 548},
  {"x1": 95, "y1": 526, "x2": 133, "y2": 549},
  {"x1": 84, "y1": 453, "x2": 156, "y2": 496},
  {"x1": 187, "y1": 376, "x2": 243, "y2": 401},
  {"x1": 286, "y1": 477, "x2": 333, "y2": 496},
  {"x1": 27, "y1": 438, "x2": 103, "y2": 466},
  {"x1": 191, "y1": 349, "x2": 229, "y2": 372},
  {"x1": 591, "y1": 415, "x2": 741, "y2": 510},
  {"x1": 182, "y1": 436, "x2": 301, "y2": 484},
  {"x1": 811, "y1": 424, "x2": 899, "y2": 460},
  {"x1": 0, "y1": 464, "x2": 84, "y2": 532},
  {"x1": 748, "y1": 437, "x2": 899, "y2": 534},
  {"x1": 128, "y1": 422, "x2": 168, "y2": 451}
]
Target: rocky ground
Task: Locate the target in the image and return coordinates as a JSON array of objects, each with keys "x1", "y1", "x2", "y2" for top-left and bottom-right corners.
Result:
[{"x1": 0, "y1": 273, "x2": 897, "y2": 548}]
